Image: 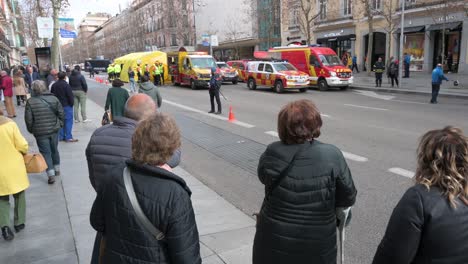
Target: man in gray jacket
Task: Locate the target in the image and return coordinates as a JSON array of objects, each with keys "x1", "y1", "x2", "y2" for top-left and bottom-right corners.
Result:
[{"x1": 138, "y1": 75, "x2": 162, "y2": 108}]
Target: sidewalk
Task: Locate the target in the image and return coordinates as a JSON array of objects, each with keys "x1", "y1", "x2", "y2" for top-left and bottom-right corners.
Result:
[
  {"x1": 0, "y1": 99, "x2": 255, "y2": 264},
  {"x1": 350, "y1": 71, "x2": 468, "y2": 98}
]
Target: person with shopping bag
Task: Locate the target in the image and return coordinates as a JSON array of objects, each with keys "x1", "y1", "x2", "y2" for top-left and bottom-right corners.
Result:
[{"x1": 0, "y1": 107, "x2": 29, "y2": 241}]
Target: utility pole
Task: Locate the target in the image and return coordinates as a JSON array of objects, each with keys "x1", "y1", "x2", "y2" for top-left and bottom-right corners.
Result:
[{"x1": 398, "y1": 0, "x2": 405, "y2": 88}]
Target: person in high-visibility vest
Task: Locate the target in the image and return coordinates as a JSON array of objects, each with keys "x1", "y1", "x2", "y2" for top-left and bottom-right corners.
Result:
[
  {"x1": 158, "y1": 62, "x2": 164, "y2": 85},
  {"x1": 113, "y1": 63, "x2": 121, "y2": 80},
  {"x1": 144, "y1": 64, "x2": 150, "y2": 78},
  {"x1": 107, "y1": 64, "x2": 114, "y2": 81},
  {"x1": 152, "y1": 62, "x2": 161, "y2": 86}
]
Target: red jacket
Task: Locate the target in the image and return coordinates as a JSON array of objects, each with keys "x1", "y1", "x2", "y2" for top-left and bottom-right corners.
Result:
[{"x1": 1, "y1": 75, "x2": 13, "y2": 97}]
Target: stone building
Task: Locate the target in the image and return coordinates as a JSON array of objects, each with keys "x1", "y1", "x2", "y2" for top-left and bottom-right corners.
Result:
[{"x1": 0, "y1": 0, "x2": 26, "y2": 68}]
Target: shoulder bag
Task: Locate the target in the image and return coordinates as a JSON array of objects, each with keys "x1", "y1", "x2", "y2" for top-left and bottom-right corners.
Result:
[{"x1": 123, "y1": 167, "x2": 165, "y2": 240}]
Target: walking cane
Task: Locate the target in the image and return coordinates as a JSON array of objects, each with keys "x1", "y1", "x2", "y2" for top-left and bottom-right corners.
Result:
[
  {"x1": 337, "y1": 207, "x2": 351, "y2": 264},
  {"x1": 219, "y1": 89, "x2": 229, "y2": 101}
]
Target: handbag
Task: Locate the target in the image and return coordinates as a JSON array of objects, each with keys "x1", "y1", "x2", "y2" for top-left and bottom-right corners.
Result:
[
  {"x1": 101, "y1": 111, "x2": 111, "y2": 126},
  {"x1": 123, "y1": 167, "x2": 165, "y2": 240},
  {"x1": 254, "y1": 144, "x2": 306, "y2": 223},
  {"x1": 23, "y1": 153, "x2": 48, "y2": 173}
]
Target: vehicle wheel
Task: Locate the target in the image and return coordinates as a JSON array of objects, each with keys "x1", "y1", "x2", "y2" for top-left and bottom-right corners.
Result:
[
  {"x1": 299, "y1": 88, "x2": 307, "y2": 93},
  {"x1": 247, "y1": 78, "x2": 256, "y2": 90},
  {"x1": 174, "y1": 82, "x2": 180, "y2": 86},
  {"x1": 339, "y1": 86, "x2": 348, "y2": 90},
  {"x1": 190, "y1": 79, "x2": 197, "y2": 90},
  {"x1": 318, "y1": 79, "x2": 329, "y2": 91},
  {"x1": 275, "y1": 80, "x2": 284, "y2": 93},
  {"x1": 232, "y1": 79, "x2": 238, "y2": 85}
]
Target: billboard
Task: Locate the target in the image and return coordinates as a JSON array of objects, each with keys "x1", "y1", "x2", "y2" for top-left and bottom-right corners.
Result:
[
  {"x1": 35, "y1": 47, "x2": 52, "y2": 76},
  {"x1": 59, "y1": 18, "x2": 77, "y2": 38},
  {"x1": 36, "y1": 17, "x2": 54, "y2": 39}
]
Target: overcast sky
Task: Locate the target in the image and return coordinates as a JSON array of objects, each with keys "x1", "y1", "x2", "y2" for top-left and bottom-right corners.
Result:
[{"x1": 66, "y1": 0, "x2": 131, "y2": 25}]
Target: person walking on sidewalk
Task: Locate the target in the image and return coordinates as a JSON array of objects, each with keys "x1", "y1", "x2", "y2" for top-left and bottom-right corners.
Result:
[
  {"x1": 13, "y1": 70, "x2": 27, "y2": 106},
  {"x1": 388, "y1": 59, "x2": 399, "y2": 88},
  {"x1": 403, "y1": 53, "x2": 411, "y2": 78},
  {"x1": 25, "y1": 66, "x2": 41, "y2": 93},
  {"x1": 430, "y1": 63, "x2": 449, "y2": 104},
  {"x1": 373, "y1": 57, "x2": 385, "y2": 87},
  {"x1": 25, "y1": 80, "x2": 64, "y2": 184},
  {"x1": 51, "y1": 72, "x2": 77, "y2": 142},
  {"x1": 253, "y1": 99, "x2": 357, "y2": 264},
  {"x1": 128, "y1": 67, "x2": 136, "y2": 93},
  {"x1": 90, "y1": 113, "x2": 200, "y2": 264},
  {"x1": 386, "y1": 56, "x2": 394, "y2": 84},
  {"x1": 138, "y1": 75, "x2": 162, "y2": 107},
  {"x1": 351, "y1": 55, "x2": 359, "y2": 73},
  {"x1": 69, "y1": 66, "x2": 89, "y2": 123},
  {"x1": 86, "y1": 94, "x2": 181, "y2": 263},
  {"x1": 1, "y1": 70, "x2": 16, "y2": 118},
  {"x1": 208, "y1": 67, "x2": 222, "y2": 114},
  {"x1": 372, "y1": 126, "x2": 468, "y2": 264},
  {"x1": 0, "y1": 107, "x2": 29, "y2": 241},
  {"x1": 105, "y1": 79, "x2": 129, "y2": 119}
]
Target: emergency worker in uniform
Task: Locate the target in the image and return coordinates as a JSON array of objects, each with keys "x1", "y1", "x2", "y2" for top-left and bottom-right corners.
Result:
[
  {"x1": 113, "y1": 63, "x2": 121, "y2": 80},
  {"x1": 208, "y1": 67, "x2": 222, "y2": 115},
  {"x1": 136, "y1": 64, "x2": 142, "y2": 83},
  {"x1": 159, "y1": 62, "x2": 164, "y2": 85},
  {"x1": 144, "y1": 64, "x2": 150, "y2": 78},
  {"x1": 107, "y1": 64, "x2": 114, "y2": 81},
  {"x1": 152, "y1": 62, "x2": 161, "y2": 86},
  {"x1": 373, "y1": 57, "x2": 385, "y2": 87}
]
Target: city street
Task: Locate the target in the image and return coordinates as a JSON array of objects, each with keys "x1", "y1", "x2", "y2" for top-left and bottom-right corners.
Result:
[{"x1": 87, "y1": 75, "x2": 467, "y2": 263}]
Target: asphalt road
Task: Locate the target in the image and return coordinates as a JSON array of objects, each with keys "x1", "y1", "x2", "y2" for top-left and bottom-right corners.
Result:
[{"x1": 86, "y1": 74, "x2": 468, "y2": 264}]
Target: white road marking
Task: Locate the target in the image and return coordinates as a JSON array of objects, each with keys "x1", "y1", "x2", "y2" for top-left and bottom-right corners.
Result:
[
  {"x1": 163, "y1": 99, "x2": 255, "y2": 128},
  {"x1": 354, "y1": 90, "x2": 395, "y2": 100},
  {"x1": 264, "y1": 131, "x2": 368, "y2": 162},
  {"x1": 341, "y1": 151, "x2": 369, "y2": 162},
  {"x1": 321, "y1": 113, "x2": 331, "y2": 118},
  {"x1": 388, "y1": 167, "x2": 414, "y2": 178},
  {"x1": 392, "y1": 99, "x2": 428, "y2": 105},
  {"x1": 344, "y1": 104, "x2": 389, "y2": 111}
]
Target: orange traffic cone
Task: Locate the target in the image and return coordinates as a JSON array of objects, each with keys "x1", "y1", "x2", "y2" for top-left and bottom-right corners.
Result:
[{"x1": 228, "y1": 106, "x2": 236, "y2": 122}]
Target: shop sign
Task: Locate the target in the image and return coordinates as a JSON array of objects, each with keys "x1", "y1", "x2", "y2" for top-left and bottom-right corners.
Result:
[
  {"x1": 435, "y1": 15, "x2": 457, "y2": 23},
  {"x1": 324, "y1": 30, "x2": 344, "y2": 38}
]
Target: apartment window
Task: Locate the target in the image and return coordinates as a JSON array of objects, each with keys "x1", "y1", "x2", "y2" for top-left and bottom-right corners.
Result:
[
  {"x1": 183, "y1": 15, "x2": 189, "y2": 27},
  {"x1": 372, "y1": 0, "x2": 381, "y2": 10},
  {"x1": 171, "y1": 34, "x2": 177, "y2": 46},
  {"x1": 182, "y1": 0, "x2": 187, "y2": 10},
  {"x1": 289, "y1": 7, "x2": 299, "y2": 26},
  {"x1": 343, "y1": 0, "x2": 352, "y2": 16},
  {"x1": 319, "y1": 0, "x2": 327, "y2": 20}
]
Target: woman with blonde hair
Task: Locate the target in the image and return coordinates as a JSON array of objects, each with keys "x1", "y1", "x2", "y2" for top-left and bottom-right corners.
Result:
[
  {"x1": 0, "y1": 107, "x2": 29, "y2": 241},
  {"x1": 13, "y1": 70, "x2": 27, "y2": 106},
  {"x1": 373, "y1": 126, "x2": 468, "y2": 264}
]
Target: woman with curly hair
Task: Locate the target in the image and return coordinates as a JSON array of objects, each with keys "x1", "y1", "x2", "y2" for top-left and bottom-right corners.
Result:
[{"x1": 373, "y1": 126, "x2": 468, "y2": 264}]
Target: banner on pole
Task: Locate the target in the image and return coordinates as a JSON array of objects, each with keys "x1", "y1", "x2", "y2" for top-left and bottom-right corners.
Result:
[
  {"x1": 210, "y1": 35, "x2": 219, "y2": 47},
  {"x1": 202, "y1": 34, "x2": 210, "y2": 47},
  {"x1": 36, "y1": 17, "x2": 54, "y2": 39},
  {"x1": 59, "y1": 18, "x2": 77, "y2": 38}
]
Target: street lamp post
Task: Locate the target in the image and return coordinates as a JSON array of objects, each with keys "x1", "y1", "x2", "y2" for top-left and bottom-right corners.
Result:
[{"x1": 398, "y1": 0, "x2": 405, "y2": 88}]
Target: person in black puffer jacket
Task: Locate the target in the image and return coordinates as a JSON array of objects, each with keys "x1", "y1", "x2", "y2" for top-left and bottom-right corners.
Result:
[
  {"x1": 253, "y1": 99, "x2": 357, "y2": 264},
  {"x1": 373, "y1": 126, "x2": 468, "y2": 264},
  {"x1": 90, "y1": 113, "x2": 200, "y2": 264},
  {"x1": 68, "y1": 66, "x2": 89, "y2": 122},
  {"x1": 25, "y1": 80, "x2": 64, "y2": 184}
]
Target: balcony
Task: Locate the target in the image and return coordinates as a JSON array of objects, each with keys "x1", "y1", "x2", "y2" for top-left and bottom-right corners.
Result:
[
  {"x1": 396, "y1": 0, "x2": 464, "y2": 11},
  {"x1": 0, "y1": 33, "x2": 11, "y2": 51},
  {"x1": 288, "y1": 25, "x2": 300, "y2": 32}
]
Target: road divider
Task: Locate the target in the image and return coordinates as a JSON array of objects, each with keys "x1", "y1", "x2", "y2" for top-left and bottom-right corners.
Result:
[
  {"x1": 344, "y1": 104, "x2": 389, "y2": 111},
  {"x1": 388, "y1": 167, "x2": 414, "y2": 178},
  {"x1": 264, "y1": 131, "x2": 368, "y2": 163},
  {"x1": 163, "y1": 99, "x2": 255, "y2": 128}
]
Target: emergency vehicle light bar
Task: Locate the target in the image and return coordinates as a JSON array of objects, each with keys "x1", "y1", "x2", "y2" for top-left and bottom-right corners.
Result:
[{"x1": 271, "y1": 44, "x2": 321, "y2": 50}]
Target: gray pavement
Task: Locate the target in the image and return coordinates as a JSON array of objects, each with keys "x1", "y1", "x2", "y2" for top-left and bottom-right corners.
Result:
[
  {"x1": 0, "y1": 99, "x2": 255, "y2": 264},
  {"x1": 351, "y1": 71, "x2": 468, "y2": 98}
]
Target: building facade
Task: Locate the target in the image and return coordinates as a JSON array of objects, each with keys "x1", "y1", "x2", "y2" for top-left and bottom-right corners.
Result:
[
  {"x1": 0, "y1": 0, "x2": 26, "y2": 69},
  {"x1": 281, "y1": 0, "x2": 468, "y2": 74}
]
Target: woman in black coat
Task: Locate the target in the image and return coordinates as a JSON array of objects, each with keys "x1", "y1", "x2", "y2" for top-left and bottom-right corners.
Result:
[
  {"x1": 90, "y1": 113, "x2": 201, "y2": 264},
  {"x1": 373, "y1": 126, "x2": 468, "y2": 264},
  {"x1": 253, "y1": 99, "x2": 357, "y2": 264}
]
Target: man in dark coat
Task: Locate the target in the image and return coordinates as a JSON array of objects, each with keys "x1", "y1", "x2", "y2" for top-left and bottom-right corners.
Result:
[
  {"x1": 68, "y1": 66, "x2": 89, "y2": 122},
  {"x1": 25, "y1": 66, "x2": 41, "y2": 92},
  {"x1": 86, "y1": 94, "x2": 181, "y2": 264},
  {"x1": 51, "y1": 72, "x2": 77, "y2": 142},
  {"x1": 208, "y1": 67, "x2": 222, "y2": 114},
  {"x1": 373, "y1": 57, "x2": 385, "y2": 87}
]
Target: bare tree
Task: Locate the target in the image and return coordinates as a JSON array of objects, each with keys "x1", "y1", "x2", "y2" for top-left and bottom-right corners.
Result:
[
  {"x1": 19, "y1": 0, "x2": 53, "y2": 47},
  {"x1": 375, "y1": 0, "x2": 399, "y2": 66},
  {"x1": 225, "y1": 15, "x2": 247, "y2": 59},
  {"x1": 296, "y1": 0, "x2": 321, "y2": 45},
  {"x1": 360, "y1": 0, "x2": 375, "y2": 75},
  {"x1": 50, "y1": 0, "x2": 69, "y2": 69}
]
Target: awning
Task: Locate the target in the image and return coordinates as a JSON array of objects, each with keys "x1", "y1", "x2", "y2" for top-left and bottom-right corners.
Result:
[
  {"x1": 426, "y1": 22, "x2": 462, "y2": 31},
  {"x1": 395, "y1": 26, "x2": 425, "y2": 34}
]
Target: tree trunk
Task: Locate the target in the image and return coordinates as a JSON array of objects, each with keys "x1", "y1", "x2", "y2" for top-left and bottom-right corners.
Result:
[
  {"x1": 36, "y1": 0, "x2": 48, "y2": 47},
  {"x1": 367, "y1": 19, "x2": 374, "y2": 75},
  {"x1": 51, "y1": 3, "x2": 60, "y2": 69},
  {"x1": 386, "y1": 0, "x2": 393, "y2": 66}
]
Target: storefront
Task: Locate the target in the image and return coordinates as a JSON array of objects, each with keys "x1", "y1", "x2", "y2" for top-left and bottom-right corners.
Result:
[
  {"x1": 427, "y1": 22, "x2": 463, "y2": 73},
  {"x1": 395, "y1": 26, "x2": 426, "y2": 72},
  {"x1": 315, "y1": 28, "x2": 356, "y2": 59}
]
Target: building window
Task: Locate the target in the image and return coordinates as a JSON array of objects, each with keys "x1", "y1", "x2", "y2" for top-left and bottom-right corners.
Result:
[
  {"x1": 171, "y1": 34, "x2": 177, "y2": 46},
  {"x1": 343, "y1": 0, "x2": 352, "y2": 16},
  {"x1": 289, "y1": 6, "x2": 299, "y2": 26},
  {"x1": 182, "y1": 0, "x2": 187, "y2": 10},
  {"x1": 372, "y1": 0, "x2": 381, "y2": 10},
  {"x1": 319, "y1": 0, "x2": 327, "y2": 20}
]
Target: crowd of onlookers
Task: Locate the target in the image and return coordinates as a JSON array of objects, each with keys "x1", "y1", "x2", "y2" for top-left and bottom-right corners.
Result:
[{"x1": 0, "y1": 63, "x2": 467, "y2": 264}]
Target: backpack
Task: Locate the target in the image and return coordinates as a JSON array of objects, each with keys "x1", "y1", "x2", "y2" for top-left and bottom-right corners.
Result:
[{"x1": 390, "y1": 63, "x2": 398, "y2": 75}]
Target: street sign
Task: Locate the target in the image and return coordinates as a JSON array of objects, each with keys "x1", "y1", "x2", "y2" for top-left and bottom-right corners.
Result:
[
  {"x1": 36, "y1": 17, "x2": 54, "y2": 39},
  {"x1": 202, "y1": 34, "x2": 210, "y2": 47},
  {"x1": 210, "y1": 35, "x2": 219, "y2": 47},
  {"x1": 59, "y1": 18, "x2": 77, "y2": 38}
]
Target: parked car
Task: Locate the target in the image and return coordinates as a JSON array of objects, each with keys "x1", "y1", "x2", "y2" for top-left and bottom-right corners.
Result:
[
  {"x1": 216, "y1": 62, "x2": 239, "y2": 84},
  {"x1": 245, "y1": 61, "x2": 309, "y2": 93},
  {"x1": 227, "y1": 60, "x2": 250, "y2": 82}
]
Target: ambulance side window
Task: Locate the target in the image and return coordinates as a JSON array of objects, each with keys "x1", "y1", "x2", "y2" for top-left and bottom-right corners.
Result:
[
  {"x1": 258, "y1": 63, "x2": 265, "y2": 72},
  {"x1": 265, "y1": 64, "x2": 273, "y2": 73},
  {"x1": 239, "y1": 63, "x2": 244, "y2": 70},
  {"x1": 310, "y1": 55, "x2": 321, "y2": 68},
  {"x1": 184, "y1": 58, "x2": 190, "y2": 69}
]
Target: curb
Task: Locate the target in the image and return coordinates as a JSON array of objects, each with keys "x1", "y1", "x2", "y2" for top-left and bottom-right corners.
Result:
[{"x1": 350, "y1": 85, "x2": 468, "y2": 99}]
